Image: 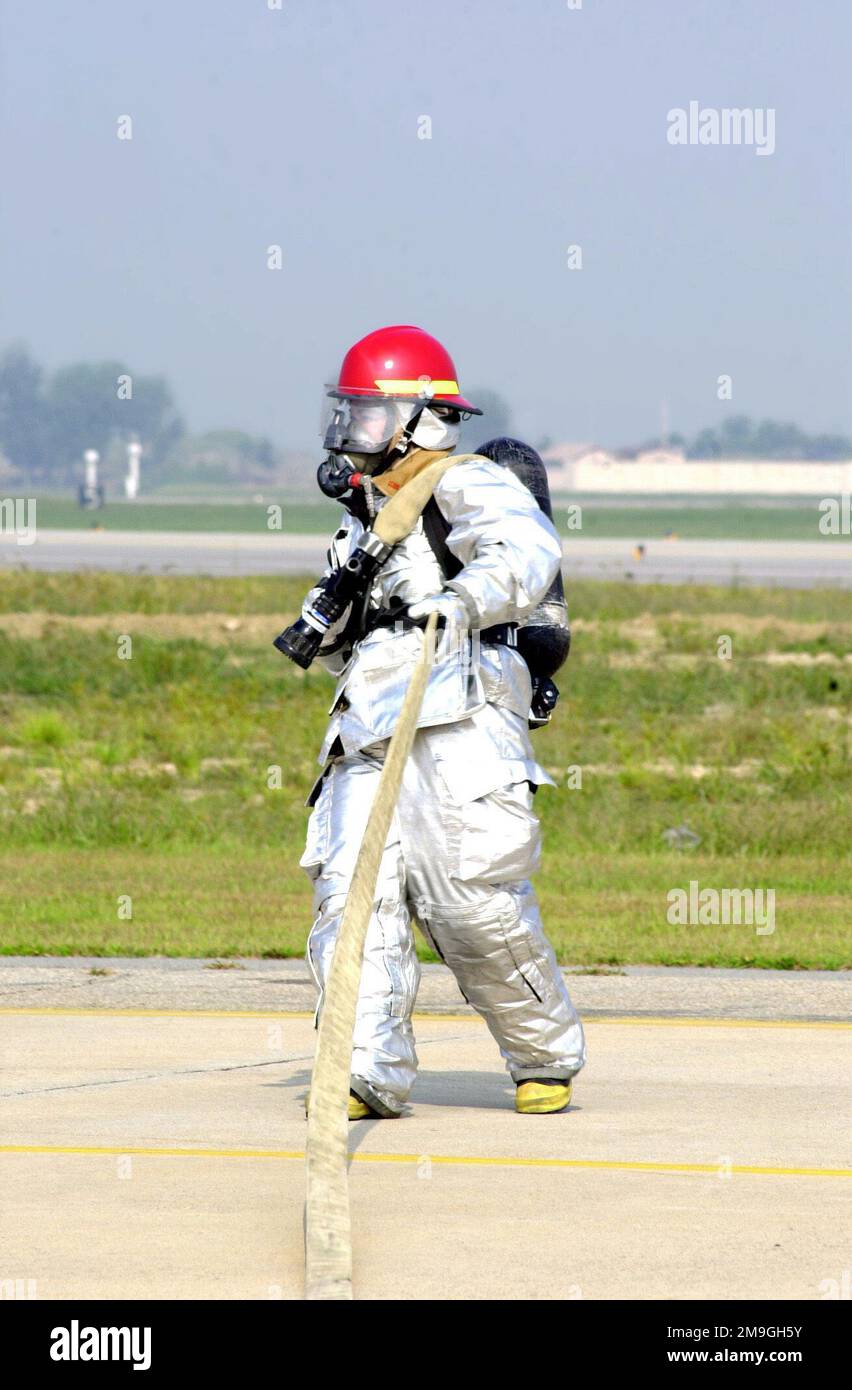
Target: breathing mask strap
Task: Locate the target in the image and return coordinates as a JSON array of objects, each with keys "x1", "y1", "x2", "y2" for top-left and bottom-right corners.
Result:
[{"x1": 374, "y1": 402, "x2": 428, "y2": 475}]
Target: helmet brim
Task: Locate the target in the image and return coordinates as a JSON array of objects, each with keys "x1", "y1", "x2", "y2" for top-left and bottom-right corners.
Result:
[
  {"x1": 440, "y1": 395, "x2": 482, "y2": 415},
  {"x1": 330, "y1": 386, "x2": 481, "y2": 415}
]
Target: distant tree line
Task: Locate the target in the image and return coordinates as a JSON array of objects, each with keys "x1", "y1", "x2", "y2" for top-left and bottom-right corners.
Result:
[
  {"x1": 2, "y1": 344, "x2": 848, "y2": 493},
  {"x1": 0, "y1": 344, "x2": 184, "y2": 487},
  {"x1": 0, "y1": 344, "x2": 300, "y2": 492},
  {"x1": 633, "y1": 414, "x2": 852, "y2": 461}
]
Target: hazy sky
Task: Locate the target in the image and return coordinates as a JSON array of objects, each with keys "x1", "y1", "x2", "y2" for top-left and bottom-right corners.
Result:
[{"x1": 2, "y1": 0, "x2": 850, "y2": 452}]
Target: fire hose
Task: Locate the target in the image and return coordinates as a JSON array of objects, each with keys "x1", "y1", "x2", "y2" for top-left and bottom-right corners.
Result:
[{"x1": 303, "y1": 612, "x2": 439, "y2": 1300}]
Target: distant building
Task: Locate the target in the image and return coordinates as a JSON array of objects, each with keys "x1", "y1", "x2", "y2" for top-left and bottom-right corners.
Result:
[{"x1": 542, "y1": 444, "x2": 852, "y2": 496}]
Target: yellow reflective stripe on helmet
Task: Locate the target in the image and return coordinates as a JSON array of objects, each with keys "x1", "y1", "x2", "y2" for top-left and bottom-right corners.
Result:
[{"x1": 373, "y1": 379, "x2": 459, "y2": 395}]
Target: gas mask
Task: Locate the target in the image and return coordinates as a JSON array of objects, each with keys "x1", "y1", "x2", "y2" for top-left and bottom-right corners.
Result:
[
  {"x1": 321, "y1": 396, "x2": 460, "y2": 458},
  {"x1": 317, "y1": 394, "x2": 462, "y2": 498}
]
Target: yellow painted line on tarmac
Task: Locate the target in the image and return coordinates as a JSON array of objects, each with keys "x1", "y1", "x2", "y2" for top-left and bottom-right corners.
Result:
[
  {"x1": 0, "y1": 1007, "x2": 315, "y2": 1020},
  {"x1": 0, "y1": 1144, "x2": 306, "y2": 1160},
  {"x1": 0, "y1": 1007, "x2": 848, "y2": 1029},
  {"x1": 0, "y1": 1143, "x2": 849, "y2": 1180},
  {"x1": 583, "y1": 1016, "x2": 852, "y2": 1031}
]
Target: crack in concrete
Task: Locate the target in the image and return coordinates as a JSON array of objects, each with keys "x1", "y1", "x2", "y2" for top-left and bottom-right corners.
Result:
[{"x1": 0, "y1": 1031, "x2": 471, "y2": 1099}]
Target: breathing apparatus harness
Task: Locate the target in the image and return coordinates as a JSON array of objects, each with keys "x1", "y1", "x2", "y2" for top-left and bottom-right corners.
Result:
[
  {"x1": 272, "y1": 415, "x2": 457, "y2": 670},
  {"x1": 272, "y1": 433, "x2": 569, "y2": 727}
]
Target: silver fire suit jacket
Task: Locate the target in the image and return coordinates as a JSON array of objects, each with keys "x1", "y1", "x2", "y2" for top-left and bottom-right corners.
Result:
[{"x1": 307, "y1": 455, "x2": 563, "y2": 794}]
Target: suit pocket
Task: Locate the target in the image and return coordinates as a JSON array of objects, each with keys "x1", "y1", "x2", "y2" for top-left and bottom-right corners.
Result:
[
  {"x1": 299, "y1": 778, "x2": 332, "y2": 881},
  {"x1": 451, "y1": 779, "x2": 541, "y2": 885}
]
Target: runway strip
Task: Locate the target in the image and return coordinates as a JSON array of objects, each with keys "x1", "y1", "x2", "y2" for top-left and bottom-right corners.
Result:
[{"x1": 2, "y1": 528, "x2": 851, "y2": 587}]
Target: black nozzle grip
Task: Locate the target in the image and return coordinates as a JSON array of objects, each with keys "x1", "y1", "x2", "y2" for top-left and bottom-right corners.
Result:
[{"x1": 273, "y1": 619, "x2": 323, "y2": 670}]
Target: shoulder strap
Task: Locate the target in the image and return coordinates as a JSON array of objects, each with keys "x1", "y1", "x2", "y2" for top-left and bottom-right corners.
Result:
[
  {"x1": 372, "y1": 450, "x2": 489, "y2": 564},
  {"x1": 421, "y1": 496, "x2": 463, "y2": 579}
]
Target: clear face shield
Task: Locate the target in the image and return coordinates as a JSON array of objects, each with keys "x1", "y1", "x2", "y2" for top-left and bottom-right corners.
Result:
[
  {"x1": 320, "y1": 393, "x2": 415, "y2": 455},
  {"x1": 320, "y1": 390, "x2": 463, "y2": 456}
]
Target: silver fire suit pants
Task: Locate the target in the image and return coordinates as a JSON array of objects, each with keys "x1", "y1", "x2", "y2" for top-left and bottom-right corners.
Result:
[{"x1": 301, "y1": 705, "x2": 587, "y2": 1116}]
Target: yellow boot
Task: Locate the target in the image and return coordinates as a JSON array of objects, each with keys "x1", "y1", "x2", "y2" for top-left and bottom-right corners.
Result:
[
  {"x1": 347, "y1": 1093, "x2": 374, "y2": 1121},
  {"x1": 304, "y1": 1089, "x2": 378, "y2": 1121},
  {"x1": 515, "y1": 1078, "x2": 573, "y2": 1115}
]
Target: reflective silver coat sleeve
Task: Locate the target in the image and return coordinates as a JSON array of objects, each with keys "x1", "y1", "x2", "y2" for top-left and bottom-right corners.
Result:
[{"x1": 434, "y1": 459, "x2": 564, "y2": 628}]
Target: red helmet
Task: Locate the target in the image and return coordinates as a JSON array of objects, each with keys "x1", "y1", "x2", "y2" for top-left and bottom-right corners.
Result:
[{"x1": 334, "y1": 325, "x2": 481, "y2": 414}]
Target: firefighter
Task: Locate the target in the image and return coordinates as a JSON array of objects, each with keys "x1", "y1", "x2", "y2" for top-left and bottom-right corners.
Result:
[{"x1": 299, "y1": 325, "x2": 586, "y2": 1118}]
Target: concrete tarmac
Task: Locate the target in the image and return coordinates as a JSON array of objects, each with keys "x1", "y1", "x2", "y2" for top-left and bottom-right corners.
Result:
[
  {"x1": 2, "y1": 529, "x2": 851, "y2": 587},
  {"x1": 1, "y1": 956, "x2": 850, "y2": 1022},
  {"x1": 2, "y1": 1004, "x2": 849, "y2": 1300}
]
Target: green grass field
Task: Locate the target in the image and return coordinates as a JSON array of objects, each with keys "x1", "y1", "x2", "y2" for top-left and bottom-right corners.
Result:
[
  {"x1": 0, "y1": 569, "x2": 849, "y2": 966},
  {"x1": 26, "y1": 495, "x2": 839, "y2": 541}
]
